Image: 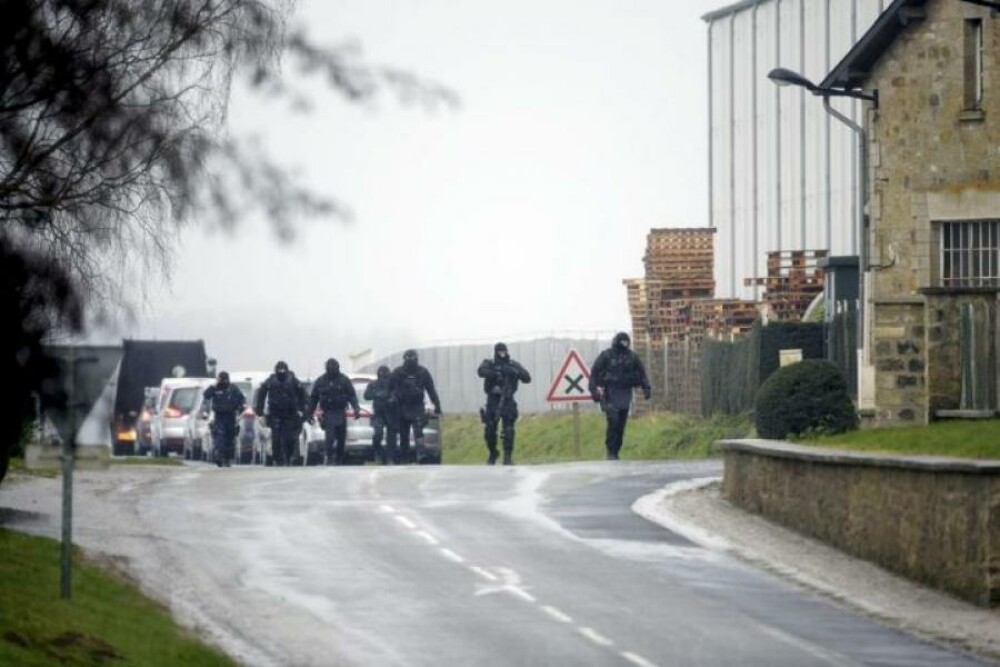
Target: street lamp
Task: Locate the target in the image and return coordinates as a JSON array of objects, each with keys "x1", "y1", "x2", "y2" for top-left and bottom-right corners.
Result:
[
  {"x1": 767, "y1": 68, "x2": 878, "y2": 108},
  {"x1": 768, "y1": 67, "x2": 878, "y2": 399}
]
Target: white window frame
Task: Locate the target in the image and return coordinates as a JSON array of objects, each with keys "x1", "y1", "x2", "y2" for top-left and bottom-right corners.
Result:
[{"x1": 938, "y1": 219, "x2": 1000, "y2": 288}]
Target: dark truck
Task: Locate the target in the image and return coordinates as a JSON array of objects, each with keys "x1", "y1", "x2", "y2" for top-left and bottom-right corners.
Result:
[{"x1": 112, "y1": 339, "x2": 208, "y2": 455}]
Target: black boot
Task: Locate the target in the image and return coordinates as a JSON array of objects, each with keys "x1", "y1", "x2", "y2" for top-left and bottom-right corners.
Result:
[
  {"x1": 502, "y1": 450, "x2": 513, "y2": 466},
  {"x1": 487, "y1": 447, "x2": 498, "y2": 465}
]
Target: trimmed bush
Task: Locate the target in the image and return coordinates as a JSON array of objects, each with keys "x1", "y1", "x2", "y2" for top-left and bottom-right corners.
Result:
[{"x1": 755, "y1": 360, "x2": 858, "y2": 439}]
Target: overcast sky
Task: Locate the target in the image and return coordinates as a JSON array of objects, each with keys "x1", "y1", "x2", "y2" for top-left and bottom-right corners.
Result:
[{"x1": 100, "y1": 1, "x2": 720, "y2": 378}]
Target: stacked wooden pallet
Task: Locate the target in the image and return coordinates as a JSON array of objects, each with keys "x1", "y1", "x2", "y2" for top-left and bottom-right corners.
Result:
[{"x1": 743, "y1": 250, "x2": 827, "y2": 322}]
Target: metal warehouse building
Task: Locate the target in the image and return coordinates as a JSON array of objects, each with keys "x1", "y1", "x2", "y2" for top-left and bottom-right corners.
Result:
[{"x1": 705, "y1": 0, "x2": 889, "y2": 299}]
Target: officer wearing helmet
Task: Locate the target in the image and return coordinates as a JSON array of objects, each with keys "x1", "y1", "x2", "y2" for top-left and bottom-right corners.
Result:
[
  {"x1": 255, "y1": 360, "x2": 308, "y2": 466},
  {"x1": 202, "y1": 371, "x2": 246, "y2": 467},
  {"x1": 363, "y1": 365, "x2": 399, "y2": 465},
  {"x1": 589, "y1": 332, "x2": 651, "y2": 460},
  {"x1": 389, "y1": 349, "x2": 441, "y2": 464},
  {"x1": 307, "y1": 358, "x2": 360, "y2": 466},
  {"x1": 477, "y1": 342, "x2": 531, "y2": 465}
]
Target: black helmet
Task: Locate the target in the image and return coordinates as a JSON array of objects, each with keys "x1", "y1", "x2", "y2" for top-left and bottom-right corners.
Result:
[
  {"x1": 403, "y1": 349, "x2": 418, "y2": 363},
  {"x1": 325, "y1": 358, "x2": 340, "y2": 375},
  {"x1": 218, "y1": 371, "x2": 230, "y2": 382},
  {"x1": 377, "y1": 365, "x2": 390, "y2": 380},
  {"x1": 613, "y1": 332, "x2": 631, "y2": 349},
  {"x1": 275, "y1": 360, "x2": 289, "y2": 372},
  {"x1": 494, "y1": 342, "x2": 509, "y2": 360}
]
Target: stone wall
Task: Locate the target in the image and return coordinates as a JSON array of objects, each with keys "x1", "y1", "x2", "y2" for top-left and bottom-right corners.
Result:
[
  {"x1": 871, "y1": 300, "x2": 927, "y2": 423},
  {"x1": 718, "y1": 439, "x2": 1000, "y2": 607}
]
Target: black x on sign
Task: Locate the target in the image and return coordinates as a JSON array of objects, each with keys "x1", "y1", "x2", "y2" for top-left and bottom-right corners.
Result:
[
  {"x1": 564, "y1": 374, "x2": 585, "y2": 394},
  {"x1": 546, "y1": 349, "x2": 592, "y2": 403}
]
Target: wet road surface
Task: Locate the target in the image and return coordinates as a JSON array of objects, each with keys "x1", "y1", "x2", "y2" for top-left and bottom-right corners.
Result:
[{"x1": 0, "y1": 461, "x2": 990, "y2": 666}]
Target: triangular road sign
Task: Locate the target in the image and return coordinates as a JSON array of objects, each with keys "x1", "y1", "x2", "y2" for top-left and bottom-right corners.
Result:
[{"x1": 546, "y1": 349, "x2": 592, "y2": 403}]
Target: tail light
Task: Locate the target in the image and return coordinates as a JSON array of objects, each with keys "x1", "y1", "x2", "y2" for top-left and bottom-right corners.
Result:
[
  {"x1": 163, "y1": 406, "x2": 184, "y2": 418},
  {"x1": 117, "y1": 429, "x2": 137, "y2": 442}
]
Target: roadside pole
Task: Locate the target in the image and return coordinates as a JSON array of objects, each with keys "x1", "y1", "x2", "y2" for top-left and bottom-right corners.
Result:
[
  {"x1": 61, "y1": 348, "x2": 75, "y2": 599},
  {"x1": 572, "y1": 401, "x2": 581, "y2": 459}
]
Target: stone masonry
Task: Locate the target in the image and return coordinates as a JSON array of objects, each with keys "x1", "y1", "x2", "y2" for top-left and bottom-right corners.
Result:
[{"x1": 862, "y1": 0, "x2": 1000, "y2": 425}]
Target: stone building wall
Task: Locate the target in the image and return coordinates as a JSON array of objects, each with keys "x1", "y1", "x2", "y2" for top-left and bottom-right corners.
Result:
[{"x1": 863, "y1": 0, "x2": 1000, "y2": 424}]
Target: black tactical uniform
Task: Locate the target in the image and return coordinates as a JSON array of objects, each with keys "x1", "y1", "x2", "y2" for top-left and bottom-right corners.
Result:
[
  {"x1": 203, "y1": 371, "x2": 247, "y2": 467},
  {"x1": 364, "y1": 365, "x2": 399, "y2": 465},
  {"x1": 255, "y1": 361, "x2": 308, "y2": 466},
  {"x1": 307, "y1": 358, "x2": 360, "y2": 466},
  {"x1": 389, "y1": 350, "x2": 441, "y2": 464},
  {"x1": 477, "y1": 342, "x2": 530, "y2": 465},
  {"x1": 589, "y1": 332, "x2": 652, "y2": 460}
]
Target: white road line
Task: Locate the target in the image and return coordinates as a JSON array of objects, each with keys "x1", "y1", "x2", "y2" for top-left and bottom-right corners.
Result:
[
  {"x1": 439, "y1": 548, "x2": 465, "y2": 563},
  {"x1": 469, "y1": 566, "x2": 498, "y2": 581},
  {"x1": 621, "y1": 651, "x2": 659, "y2": 667},
  {"x1": 394, "y1": 515, "x2": 417, "y2": 529},
  {"x1": 416, "y1": 531, "x2": 439, "y2": 545},
  {"x1": 380, "y1": 504, "x2": 396, "y2": 513},
  {"x1": 508, "y1": 587, "x2": 536, "y2": 603},
  {"x1": 540, "y1": 606, "x2": 573, "y2": 623},
  {"x1": 577, "y1": 627, "x2": 614, "y2": 648}
]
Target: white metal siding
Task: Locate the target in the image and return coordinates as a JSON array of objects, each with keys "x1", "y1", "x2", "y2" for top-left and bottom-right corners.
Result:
[{"x1": 707, "y1": 0, "x2": 885, "y2": 299}]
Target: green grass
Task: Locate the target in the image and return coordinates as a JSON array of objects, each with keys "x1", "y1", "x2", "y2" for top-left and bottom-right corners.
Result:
[
  {"x1": 800, "y1": 419, "x2": 1000, "y2": 459},
  {"x1": 440, "y1": 411, "x2": 752, "y2": 464},
  {"x1": 0, "y1": 528, "x2": 235, "y2": 667}
]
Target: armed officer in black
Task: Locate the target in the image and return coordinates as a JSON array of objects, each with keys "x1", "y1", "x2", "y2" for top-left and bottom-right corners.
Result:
[
  {"x1": 307, "y1": 358, "x2": 360, "y2": 466},
  {"x1": 203, "y1": 371, "x2": 247, "y2": 467},
  {"x1": 389, "y1": 349, "x2": 441, "y2": 464},
  {"x1": 363, "y1": 365, "x2": 399, "y2": 465},
  {"x1": 255, "y1": 360, "x2": 308, "y2": 466},
  {"x1": 589, "y1": 332, "x2": 651, "y2": 460},
  {"x1": 477, "y1": 342, "x2": 530, "y2": 466}
]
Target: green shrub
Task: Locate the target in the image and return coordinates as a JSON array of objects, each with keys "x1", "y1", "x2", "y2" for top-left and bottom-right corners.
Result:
[{"x1": 755, "y1": 360, "x2": 858, "y2": 440}]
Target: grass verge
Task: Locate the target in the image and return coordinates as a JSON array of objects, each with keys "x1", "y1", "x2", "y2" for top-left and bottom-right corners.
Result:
[
  {"x1": 801, "y1": 419, "x2": 1000, "y2": 459},
  {"x1": 0, "y1": 528, "x2": 235, "y2": 667},
  {"x1": 441, "y1": 411, "x2": 752, "y2": 464}
]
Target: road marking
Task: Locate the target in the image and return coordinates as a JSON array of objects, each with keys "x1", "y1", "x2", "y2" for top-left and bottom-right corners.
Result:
[
  {"x1": 416, "y1": 531, "x2": 439, "y2": 545},
  {"x1": 508, "y1": 587, "x2": 536, "y2": 603},
  {"x1": 541, "y1": 605, "x2": 573, "y2": 623},
  {"x1": 469, "y1": 566, "x2": 498, "y2": 581},
  {"x1": 395, "y1": 516, "x2": 417, "y2": 529},
  {"x1": 577, "y1": 627, "x2": 614, "y2": 648},
  {"x1": 621, "y1": 651, "x2": 659, "y2": 667},
  {"x1": 380, "y1": 504, "x2": 395, "y2": 513},
  {"x1": 439, "y1": 548, "x2": 465, "y2": 563}
]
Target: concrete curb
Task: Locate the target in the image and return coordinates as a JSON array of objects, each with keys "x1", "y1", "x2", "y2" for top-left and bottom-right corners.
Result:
[{"x1": 633, "y1": 478, "x2": 1000, "y2": 664}]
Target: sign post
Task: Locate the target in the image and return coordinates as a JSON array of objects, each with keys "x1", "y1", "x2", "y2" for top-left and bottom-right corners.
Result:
[{"x1": 545, "y1": 350, "x2": 592, "y2": 459}]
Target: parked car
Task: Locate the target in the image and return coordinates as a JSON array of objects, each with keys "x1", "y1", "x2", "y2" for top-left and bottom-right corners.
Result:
[
  {"x1": 229, "y1": 371, "x2": 271, "y2": 464},
  {"x1": 300, "y1": 374, "x2": 441, "y2": 465},
  {"x1": 182, "y1": 378, "x2": 216, "y2": 462},
  {"x1": 151, "y1": 378, "x2": 212, "y2": 457}
]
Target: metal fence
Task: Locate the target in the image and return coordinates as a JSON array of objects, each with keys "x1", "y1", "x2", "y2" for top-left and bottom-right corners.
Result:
[{"x1": 360, "y1": 337, "x2": 612, "y2": 415}]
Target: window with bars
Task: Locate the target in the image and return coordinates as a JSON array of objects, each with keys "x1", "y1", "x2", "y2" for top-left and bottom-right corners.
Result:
[{"x1": 938, "y1": 220, "x2": 1000, "y2": 288}]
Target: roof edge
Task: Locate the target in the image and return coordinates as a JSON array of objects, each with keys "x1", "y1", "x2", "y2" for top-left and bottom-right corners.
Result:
[{"x1": 701, "y1": 0, "x2": 765, "y2": 22}]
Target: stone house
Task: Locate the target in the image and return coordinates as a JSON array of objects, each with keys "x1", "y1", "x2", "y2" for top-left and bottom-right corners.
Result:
[{"x1": 821, "y1": 0, "x2": 1000, "y2": 425}]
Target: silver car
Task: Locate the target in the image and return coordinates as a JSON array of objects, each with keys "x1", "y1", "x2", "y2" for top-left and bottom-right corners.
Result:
[
  {"x1": 151, "y1": 378, "x2": 212, "y2": 457},
  {"x1": 300, "y1": 374, "x2": 441, "y2": 465}
]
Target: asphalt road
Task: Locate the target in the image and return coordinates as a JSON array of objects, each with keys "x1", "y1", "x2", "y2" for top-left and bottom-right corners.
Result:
[{"x1": 0, "y1": 461, "x2": 990, "y2": 666}]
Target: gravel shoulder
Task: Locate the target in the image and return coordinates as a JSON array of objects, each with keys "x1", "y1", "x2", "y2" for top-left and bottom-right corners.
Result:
[{"x1": 633, "y1": 477, "x2": 1000, "y2": 663}]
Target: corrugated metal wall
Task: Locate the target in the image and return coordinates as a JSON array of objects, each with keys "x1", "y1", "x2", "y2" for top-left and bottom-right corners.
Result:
[
  {"x1": 360, "y1": 338, "x2": 612, "y2": 414},
  {"x1": 707, "y1": 0, "x2": 886, "y2": 300}
]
